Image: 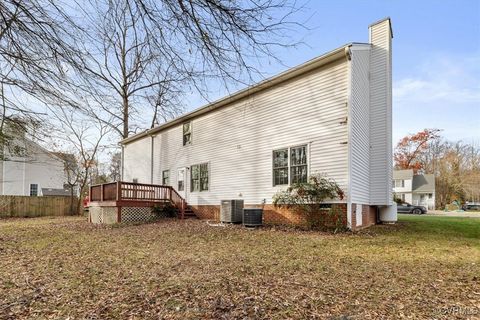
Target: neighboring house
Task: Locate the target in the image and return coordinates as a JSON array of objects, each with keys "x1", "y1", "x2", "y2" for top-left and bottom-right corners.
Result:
[
  {"x1": 393, "y1": 169, "x2": 435, "y2": 210},
  {"x1": 42, "y1": 188, "x2": 72, "y2": 196},
  {"x1": 0, "y1": 136, "x2": 67, "y2": 197},
  {"x1": 114, "y1": 18, "x2": 394, "y2": 230}
]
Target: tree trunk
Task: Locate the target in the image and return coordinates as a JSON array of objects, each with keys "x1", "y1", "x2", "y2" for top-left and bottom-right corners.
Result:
[{"x1": 122, "y1": 94, "x2": 129, "y2": 139}]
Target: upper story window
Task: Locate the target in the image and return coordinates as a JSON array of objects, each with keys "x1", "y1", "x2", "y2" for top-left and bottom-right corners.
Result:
[
  {"x1": 183, "y1": 122, "x2": 192, "y2": 146},
  {"x1": 162, "y1": 170, "x2": 170, "y2": 185},
  {"x1": 191, "y1": 163, "x2": 208, "y2": 192},
  {"x1": 132, "y1": 178, "x2": 138, "y2": 183},
  {"x1": 273, "y1": 145, "x2": 308, "y2": 186},
  {"x1": 394, "y1": 179, "x2": 405, "y2": 188},
  {"x1": 30, "y1": 184, "x2": 38, "y2": 196}
]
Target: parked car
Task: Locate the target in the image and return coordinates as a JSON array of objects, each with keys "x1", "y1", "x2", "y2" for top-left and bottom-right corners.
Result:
[
  {"x1": 397, "y1": 202, "x2": 427, "y2": 214},
  {"x1": 462, "y1": 203, "x2": 480, "y2": 211}
]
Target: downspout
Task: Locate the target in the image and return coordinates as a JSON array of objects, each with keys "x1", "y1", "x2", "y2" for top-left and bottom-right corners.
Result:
[
  {"x1": 150, "y1": 135, "x2": 155, "y2": 184},
  {"x1": 120, "y1": 145, "x2": 125, "y2": 181}
]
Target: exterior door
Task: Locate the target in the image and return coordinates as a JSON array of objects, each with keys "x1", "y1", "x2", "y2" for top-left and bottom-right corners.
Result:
[{"x1": 177, "y1": 168, "x2": 187, "y2": 200}]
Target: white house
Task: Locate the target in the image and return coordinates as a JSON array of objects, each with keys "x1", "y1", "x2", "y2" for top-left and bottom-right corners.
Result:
[
  {"x1": 393, "y1": 169, "x2": 435, "y2": 210},
  {"x1": 0, "y1": 136, "x2": 67, "y2": 197},
  {"x1": 119, "y1": 18, "x2": 395, "y2": 230}
]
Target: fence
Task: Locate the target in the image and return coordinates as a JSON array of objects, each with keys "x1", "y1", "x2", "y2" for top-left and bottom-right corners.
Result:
[{"x1": 0, "y1": 195, "x2": 79, "y2": 218}]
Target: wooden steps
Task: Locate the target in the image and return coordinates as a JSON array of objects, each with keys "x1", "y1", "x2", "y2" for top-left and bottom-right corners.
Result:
[{"x1": 177, "y1": 205, "x2": 198, "y2": 219}]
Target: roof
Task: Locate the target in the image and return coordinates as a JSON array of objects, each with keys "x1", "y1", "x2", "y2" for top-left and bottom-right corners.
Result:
[
  {"x1": 42, "y1": 188, "x2": 71, "y2": 196},
  {"x1": 393, "y1": 169, "x2": 414, "y2": 180},
  {"x1": 412, "y1": 174, "x2": 435, "y2": 193},
  {"x1": 121, "y1": 42, "x2": 371, "y2": 145}
]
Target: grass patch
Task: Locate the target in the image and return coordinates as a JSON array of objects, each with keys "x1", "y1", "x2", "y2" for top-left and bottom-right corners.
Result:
[{"x1": 0, "y1": 216, "x2": 478, "y2": 319}]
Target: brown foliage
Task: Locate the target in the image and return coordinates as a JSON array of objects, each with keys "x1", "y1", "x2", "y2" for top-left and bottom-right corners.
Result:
[{"x1": 394, "y1": 128, "x2": 441, "y2": 173}]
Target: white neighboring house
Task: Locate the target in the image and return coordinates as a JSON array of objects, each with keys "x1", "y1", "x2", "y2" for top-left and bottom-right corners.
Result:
[
  {"x1": 393, "y1": 169, "x2": 435, "y2": 210},
  {"x1": 0, "y1": 136, "x2": 67, "y2": 197},
  {"x1": 120, "y1": 18, "x2": 394, "y2": 229}
]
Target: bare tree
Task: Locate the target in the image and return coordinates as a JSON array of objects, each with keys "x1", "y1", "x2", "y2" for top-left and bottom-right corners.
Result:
[
  {"x1": 49, "y1": 108, "x2": 111, "y2": 214},
  {"x1": 0, "y1": 0, "x2": 85, "y2": 154},
  {"x1": 75, "y1": 0, "x2": 302, "y2": 138},
  {"x1": 108, "y1": 152, "x2": 122, "y2": 182}
]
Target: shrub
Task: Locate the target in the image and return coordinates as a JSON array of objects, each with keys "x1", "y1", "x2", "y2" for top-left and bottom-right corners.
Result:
[
  {"x1": 153, "y1": 203, "x2": 177, "y2": 218},
  {"x1": 272, "y1": 174, "x2": 345, "y2": 231}
]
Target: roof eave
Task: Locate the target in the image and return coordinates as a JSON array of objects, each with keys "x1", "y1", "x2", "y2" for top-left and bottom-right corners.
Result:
[{"x1": 121, "y1": 43, "x2": 354, "y2": 145}]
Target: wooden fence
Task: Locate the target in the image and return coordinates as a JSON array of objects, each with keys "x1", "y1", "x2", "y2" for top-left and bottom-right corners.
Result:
[{"x1": 0, "y1": 195, "x2": 79, "y2": 218}]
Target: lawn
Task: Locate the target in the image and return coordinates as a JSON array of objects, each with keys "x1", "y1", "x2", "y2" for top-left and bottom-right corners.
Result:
[{"x1": 0, "y1": 215, "x2": 478, "y2": 319}]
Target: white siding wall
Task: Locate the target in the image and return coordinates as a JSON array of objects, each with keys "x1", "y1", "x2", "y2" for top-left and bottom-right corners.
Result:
[
  {"x1": 393, "y1": 178, "x2": 412, "y2": 193},
  {"x1": 122, "y1": 137, "x2": 152, "y2": 183},
  {"x1": 349, "y1": 46, "x2": 371, "y2": 204},
  {"x1": 369, "y1": 19, "x2": 393, "y2": 205},
  {"x1": 124, "y1": 58, "x2": 350, "y2": 205},
  {"x1": 1, "y1": 140, "x2": 66, "y2": 196}
]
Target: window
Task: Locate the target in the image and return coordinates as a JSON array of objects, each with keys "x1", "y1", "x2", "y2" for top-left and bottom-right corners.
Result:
[
  {"x1": 183, "y1": 122, "x2": 192, "y2": 146},
  {"x1": 30, "y1": 184, "x2": 38, "y2": 196},
  {"x1": 162, "y1": 170, "x2": 170, "y2": 185},
  {"x1": 394, "y1": 179, "x2": 405, "y2": 188},
  {"x1": 273, "y1": 145, "x2": 308, "y2": 186},
  {"x1": 428, "y1": 193, "x2": 433, "y2": 199},
  {"x1": 273, "y1": 149, "x2": 288, "y2": 186},
  {"x1": 290, "y1": 145, "x2": 308, "y2": 184},
  {"x1": 190, "y1": 163, "x2": 208, "y2": 192},
  {"x1": 132, "y1": 178, "x2": 138, "y2": 183}
]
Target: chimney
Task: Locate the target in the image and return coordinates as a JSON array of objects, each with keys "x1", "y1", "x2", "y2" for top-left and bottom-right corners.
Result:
[{"x1": 368, "y1": 18, "x2": 393, "y2": 205}]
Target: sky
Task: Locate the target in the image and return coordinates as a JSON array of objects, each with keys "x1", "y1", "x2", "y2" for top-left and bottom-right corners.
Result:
[{"x1": 185, "y1": 0, "x2": 480, "y2": 145}]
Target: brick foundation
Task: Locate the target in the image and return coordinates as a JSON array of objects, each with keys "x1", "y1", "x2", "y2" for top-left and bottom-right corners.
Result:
[
  {"x1": 351, "y1": 203, "x2": 377, "y2": 231},
  {"x1": 191, "y1": 203, "x2": 348, "y2": 229}
]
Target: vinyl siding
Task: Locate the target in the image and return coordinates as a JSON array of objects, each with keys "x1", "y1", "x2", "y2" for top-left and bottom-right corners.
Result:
[
  {"x1": 124, "y1": 58, "x2": 350, "y2": 205},
  {"x1": 349, "y1": 46, "x2": 371, "y2": 204},
  {"x1": 122, "y1": 137, "x2": 152, "y2": 183},
  {"x1": 1, "y1": 139, "x2": 66, "y2": 196},
  {"x1": 369, "y1": 19, "x2": 393, "y2": 205}
]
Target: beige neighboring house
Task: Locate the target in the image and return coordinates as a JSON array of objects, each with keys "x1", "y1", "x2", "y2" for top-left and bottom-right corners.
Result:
[
  {"x1": 0, "y1": 136, "x2": 67, "y2": 197},
  {"x1": 393, "y1": 169, "x2": 435, "y2": 210}
]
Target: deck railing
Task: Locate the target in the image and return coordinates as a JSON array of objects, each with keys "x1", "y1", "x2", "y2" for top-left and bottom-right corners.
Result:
[{"x1": 89, "y1": 181, "x2": 186, "y2": 218}]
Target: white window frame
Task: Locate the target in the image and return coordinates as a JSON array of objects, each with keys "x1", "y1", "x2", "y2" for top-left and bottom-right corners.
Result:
[
  {"x1": 395, "y1": 179, "x2": 405, "y2": 188},
  {"x1": 177, "y1": 168, "x2": 185, "y2": 192},
  {"x1": 190, "y1": 162, "x2": 209, "y2": 192},
  {"x1": 272, "y1": 144, "x2": 309, "y2": 186},
  {"x1": 183, "y1": 121, "x2": 192, "y2": 146},
  {"x1": 162, "y1": 170, "x2": 170, "y2": 186}
]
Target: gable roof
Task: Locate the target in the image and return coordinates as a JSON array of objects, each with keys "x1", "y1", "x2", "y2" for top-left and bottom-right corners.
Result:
[
  {"x1": 393, "y1": 169, "x2": 414, "y2": 180},
  {"x1": 121, "y1": 42, "x2": 372, "y2": 145},
  {"x1": 412, "y1": 174, "x2": 435, "y2": 193}
]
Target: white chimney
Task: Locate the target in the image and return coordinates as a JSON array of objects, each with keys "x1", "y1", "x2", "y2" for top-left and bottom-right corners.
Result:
[{"x1": 368, "y1": 18, "x2": 393, "y2": 206}]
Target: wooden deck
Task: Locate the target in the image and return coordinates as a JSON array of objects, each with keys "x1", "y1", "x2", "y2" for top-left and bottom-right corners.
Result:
[{"x1": 89, "y1": 181, "x2": 187, "y2": 218}]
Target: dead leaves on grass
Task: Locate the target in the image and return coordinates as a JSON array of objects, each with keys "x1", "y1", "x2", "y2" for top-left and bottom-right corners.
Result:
[{"x1": 0, "y1": 217, "x2": 479, "y2": 319}]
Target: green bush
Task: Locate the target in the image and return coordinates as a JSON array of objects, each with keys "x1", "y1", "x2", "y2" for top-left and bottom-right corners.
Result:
[{"x1": 273, "y1": 174, "x2": 345, "y2": 231}]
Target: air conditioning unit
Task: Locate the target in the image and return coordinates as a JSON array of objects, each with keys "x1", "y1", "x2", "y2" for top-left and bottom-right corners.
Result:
[
  {"x1": 243, "y1": 208, "x2": 263, "y2": 227},
  {"x1": 220, "y1": 200, "x2": 244, "y2": 223}
]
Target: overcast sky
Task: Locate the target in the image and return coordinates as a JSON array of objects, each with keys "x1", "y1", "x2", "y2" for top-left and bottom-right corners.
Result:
[{"x1": 184, "y1": 0, "x2": 480, "y2": 144}]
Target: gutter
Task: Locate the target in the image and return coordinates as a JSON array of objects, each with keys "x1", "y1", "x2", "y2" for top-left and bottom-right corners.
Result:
[{"x1": 121, "y1": 43, "x2": 359, "y2": 145}]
